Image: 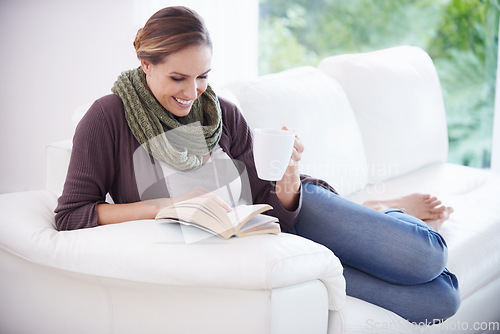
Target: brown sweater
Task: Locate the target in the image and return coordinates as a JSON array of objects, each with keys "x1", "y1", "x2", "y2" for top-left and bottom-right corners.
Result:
[{"x1": 54, "y1": 94, "x2": 336, "y2": 231}]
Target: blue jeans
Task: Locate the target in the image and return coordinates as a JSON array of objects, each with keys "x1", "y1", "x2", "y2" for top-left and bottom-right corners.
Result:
[{"x1": 291, "y1": 183, "x2": 460, "y2": 324}]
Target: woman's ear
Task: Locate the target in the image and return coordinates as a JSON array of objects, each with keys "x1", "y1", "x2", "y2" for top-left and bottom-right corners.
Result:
[{"x1": 141, "y1": 59, "x2": 152, "y2": 75}]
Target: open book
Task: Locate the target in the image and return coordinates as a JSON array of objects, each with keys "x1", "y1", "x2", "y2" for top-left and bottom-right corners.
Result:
[{"x1": 155, "y1": 197, "x2": 280, "y2": 239}]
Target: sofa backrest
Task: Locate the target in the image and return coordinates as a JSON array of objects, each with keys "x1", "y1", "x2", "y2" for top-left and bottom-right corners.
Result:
[
  {"x1": 46, "y1": 140, "x2": 72, "y2": 196},
  {"x1": 222, "y1": 66, "x2": 369, "y2": 196},
  {"x1": 47, "y1": 46, "x2": 449, "y2": 198},
  {"x1": 318, "y1": 46, "x2": 449, "y2": 184}
]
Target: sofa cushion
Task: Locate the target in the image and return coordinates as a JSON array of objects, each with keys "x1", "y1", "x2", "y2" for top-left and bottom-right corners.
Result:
[
  {"x1": 336, "y1": 162, "x2": 500, "y2": 333},
  {"x1": 223, "y1": 66, "x2": 368, "y2": 196},
  {"x1": 346, "y1": 162, "x2": 500, "y2": 302},
  {"x1": 319, "y1": 46, "x2": 448, "y2": 184}
]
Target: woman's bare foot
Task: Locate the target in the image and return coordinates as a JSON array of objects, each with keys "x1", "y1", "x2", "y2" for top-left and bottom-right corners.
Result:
[
  {"x1": 363, "y1": 193, "x2": 454, "y2": 231},
  {"x1": 424, "y1": 206, "x2": 454, "y2": 232}
]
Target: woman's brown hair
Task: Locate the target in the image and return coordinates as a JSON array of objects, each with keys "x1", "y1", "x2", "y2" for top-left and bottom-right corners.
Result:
[{"x1": 134, "y1": 6, "x2": 212, "y2": 64}]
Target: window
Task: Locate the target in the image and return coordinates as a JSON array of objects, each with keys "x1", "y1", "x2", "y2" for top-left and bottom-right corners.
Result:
[{"x1": 259, "y1": 0, "x2": 499, "y2": 168}]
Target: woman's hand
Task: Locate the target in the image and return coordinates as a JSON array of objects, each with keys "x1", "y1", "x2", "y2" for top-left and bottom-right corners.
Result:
[
  {"x1": 97, "y1": 187, "x2": 231, "y2": 226},
  {"x1": 284, "y1": 125, "x2": 304, "y2": 176},
  {"x1": 275, "y1": 126, "x2": 304, "y2": 211},
  {"x1": 170, "y1": 186, "x2": 232, "y2": 212}
]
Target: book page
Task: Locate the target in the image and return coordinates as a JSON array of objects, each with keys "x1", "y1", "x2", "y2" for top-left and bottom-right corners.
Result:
[
  {"x1": 236, "y1": 214, "x2": 280, "y2": 237},
  {"x1": 156, "y1": 197, "x2": 232, "y2": 237},
  {"x1": 156, "y1": 197, "x2": 275, "y2": 239},
  {"x1": 237, "y1": 214, "x2": 278, "y2": 231},
  {"x1": 227, "y1": 204, "x2": 272, "y2": 230}
]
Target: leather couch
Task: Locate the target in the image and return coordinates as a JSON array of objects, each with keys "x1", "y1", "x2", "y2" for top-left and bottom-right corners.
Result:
[{"x1": 1, "y1": 46, "x2": 499, "y2": 334}]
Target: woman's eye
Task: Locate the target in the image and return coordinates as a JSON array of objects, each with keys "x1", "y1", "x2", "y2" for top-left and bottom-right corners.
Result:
[
  {"x1": 171, "y1": 77, "x2": 184, "y2": 82},
  {"x1": 198, "y1": 75, "x2": 208, "y2": 80}
]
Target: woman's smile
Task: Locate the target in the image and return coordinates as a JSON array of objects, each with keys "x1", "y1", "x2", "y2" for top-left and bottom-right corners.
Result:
[{"x1": 173, "y1": 96, "x2": 194, "y2": 107}]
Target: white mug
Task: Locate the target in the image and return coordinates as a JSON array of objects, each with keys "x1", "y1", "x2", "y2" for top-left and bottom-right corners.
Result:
[{"x1": 253, "y1": 128, "x2": 295, "y2": 181}]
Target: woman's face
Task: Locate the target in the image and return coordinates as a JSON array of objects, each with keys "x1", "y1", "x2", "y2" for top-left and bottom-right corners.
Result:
[{"x1": 141, "y1": 45, "x2": 212, "y2": 117}]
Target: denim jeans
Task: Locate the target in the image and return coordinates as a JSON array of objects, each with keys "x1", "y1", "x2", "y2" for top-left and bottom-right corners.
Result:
[{"x1": 291, "y1": 183, "x2": 460, "y2": 323}]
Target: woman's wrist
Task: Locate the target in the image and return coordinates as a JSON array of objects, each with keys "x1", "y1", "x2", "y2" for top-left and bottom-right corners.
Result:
[
  {"x1": 142, "y1": 197, "x2": 174, "y2": 213},
  {"x1": 275, "y1": 168, "x2": 301, "y2": 211},
  {"x1": 97, "y1": 201, "x2": 163, "y2": 225}
]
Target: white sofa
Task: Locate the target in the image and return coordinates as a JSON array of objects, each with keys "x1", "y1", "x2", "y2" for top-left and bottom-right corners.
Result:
[{"x1": 1, "y1": 46, "x2": 499, "y2": 334}]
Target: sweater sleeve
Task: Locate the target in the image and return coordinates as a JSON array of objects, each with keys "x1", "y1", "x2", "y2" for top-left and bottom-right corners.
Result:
[
  {"x1": 219, "y1": 99, "x2": 302, "y2": 232},
  {"x1": 54, "y1": 100, "x2": 116, "y2": 231}
]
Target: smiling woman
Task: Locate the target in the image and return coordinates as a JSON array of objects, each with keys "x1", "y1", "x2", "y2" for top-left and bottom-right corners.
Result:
[
  {"x1": 56, "y1": 6, "x2": 230, "y2": 228},
  {"x1": 54, "y1": 5, "x2": 300, "y2": 231},
  {"x1": 53, "y1": 5, "x2": 460, "y2": 324}
]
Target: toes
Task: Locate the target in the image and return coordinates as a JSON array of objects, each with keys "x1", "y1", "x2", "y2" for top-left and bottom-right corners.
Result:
[
  {"x1": 426, "y1": 197, "x2": 439, "y2": 205},
  {"x1": 430, "y1": 205, "x2": 446, "y2": 213}
]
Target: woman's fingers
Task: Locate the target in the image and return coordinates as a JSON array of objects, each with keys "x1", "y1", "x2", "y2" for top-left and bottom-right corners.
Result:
[
  {"x1": 174, "y1": 187, "x2": 232, "y2": 212},
  {"x1": 202, "y1": 192, "x2": 232, "y2": 212},
  {"x1": 282, "y1": 126, "x2": 304, "y2": 163}
]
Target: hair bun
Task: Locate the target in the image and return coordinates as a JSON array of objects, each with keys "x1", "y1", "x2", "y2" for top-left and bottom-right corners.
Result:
[
  {"x1": 133, "y1": 6, "x2": 211, "y2": 64},
  {"x1": 133, "y1": 28, "x2": 144, "y2": 51}
]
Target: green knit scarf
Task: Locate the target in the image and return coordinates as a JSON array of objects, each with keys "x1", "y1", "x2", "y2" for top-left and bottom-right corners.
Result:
[{"x1": 111, "y1": 67, "x2": 222, "y2": 172}]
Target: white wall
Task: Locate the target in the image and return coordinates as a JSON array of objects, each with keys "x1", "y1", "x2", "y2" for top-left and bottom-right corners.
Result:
[{"x1": 0, "y1": 0, "x2": 258, "y2": 193}]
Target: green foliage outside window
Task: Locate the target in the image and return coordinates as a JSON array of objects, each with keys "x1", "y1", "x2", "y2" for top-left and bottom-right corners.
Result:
[{"x1": 259, "y1": 0, "x2": 500, "y2": 167}]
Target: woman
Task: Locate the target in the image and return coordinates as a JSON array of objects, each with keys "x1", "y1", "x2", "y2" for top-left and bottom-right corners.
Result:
[{"x1": 55, "y1": 6, "x2": 459, "y2": 324}]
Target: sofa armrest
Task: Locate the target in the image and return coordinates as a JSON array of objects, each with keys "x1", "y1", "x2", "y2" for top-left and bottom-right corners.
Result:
[{"x1": 0, "y1": 190, "x2": 346, "y2": 311}]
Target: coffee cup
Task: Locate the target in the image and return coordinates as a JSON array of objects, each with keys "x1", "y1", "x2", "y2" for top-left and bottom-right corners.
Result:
[{"x1": 253, "y1": 128, "x2": 295, "y2": 181}]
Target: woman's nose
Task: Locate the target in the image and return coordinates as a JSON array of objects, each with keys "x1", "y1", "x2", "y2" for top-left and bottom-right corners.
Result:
[{"x1": 184, "y1": 80, "x2": 198, "y2": 100}]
